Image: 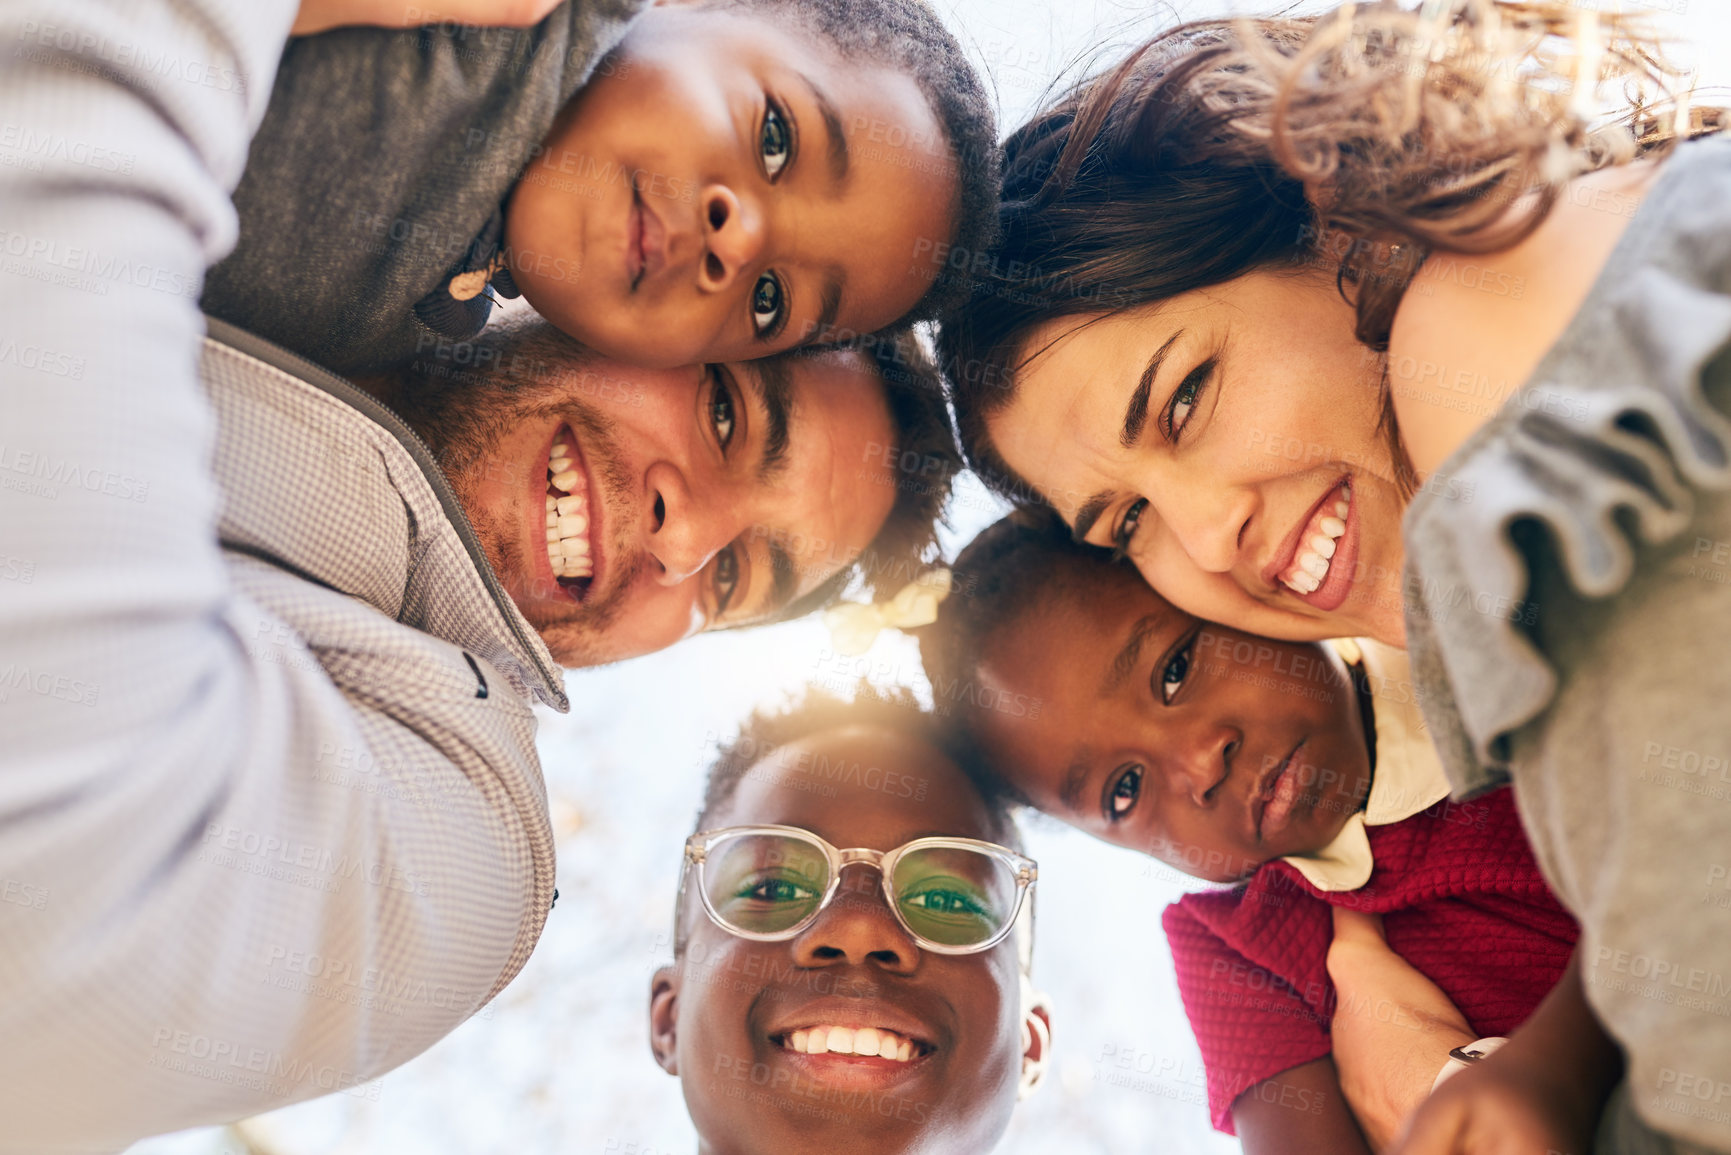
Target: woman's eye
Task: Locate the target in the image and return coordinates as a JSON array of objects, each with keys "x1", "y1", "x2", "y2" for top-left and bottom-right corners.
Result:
[
  {"x1": 1160, "y1": 639, "x2": 1194, "y2": 705},
  {"x1": 750, "y1": 272, "x2": 785, "y2": 335},
  {"x1": 1111, "y1": 498, "x2": 1149, "y2": 560},
  {"x1": 760, "y1": 102, "x2": 792, "y2": 180},
  {"x1": 713, "y1": 544, "x2": 740, "y2": 615},
  {"x1": 709, "y1": 369, "x2": 736, "y2": 450},
  {"x1": 1107, "y1": 765, "x2": 1143, "y2": 821},
  {"x1": 1164, "y1": 360, "x2": 1215, "y2": 441}
]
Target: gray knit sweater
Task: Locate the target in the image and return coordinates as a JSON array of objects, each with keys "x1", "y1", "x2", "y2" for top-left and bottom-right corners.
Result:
[
  {"x1": 202, "y1": 0, "x2": 643, "y2": 375},
  {"x1": 1403, "y1": 139, "x2": 1731, "y2": 1151}
]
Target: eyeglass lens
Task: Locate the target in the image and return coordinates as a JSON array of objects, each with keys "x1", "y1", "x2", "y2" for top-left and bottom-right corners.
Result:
[{"x1": 701, "y1": 833, "x2": 1017, "y2": 947}]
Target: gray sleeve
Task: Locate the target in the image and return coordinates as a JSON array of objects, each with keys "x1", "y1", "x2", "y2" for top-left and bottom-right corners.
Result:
[
  {"x1": 0, "y1": 6, "x2": 521, "y2": 1151},
  {"x1": 1402, "y1": 140, "x2": 1731, "y2": 1151}
]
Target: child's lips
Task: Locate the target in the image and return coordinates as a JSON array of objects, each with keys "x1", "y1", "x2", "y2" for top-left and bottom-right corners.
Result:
[
  {"x1": 1252, "y1": 741, "x2": 1305, "y2": 843},
  {"x1": 626, "y1": 188, "x2": 667, "y2": 291}
]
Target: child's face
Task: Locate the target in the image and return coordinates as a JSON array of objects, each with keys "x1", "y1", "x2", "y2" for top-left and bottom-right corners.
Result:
[
  {"x1": 507, "y1": 2, "x2": 958, "y2": 368},
  {"x1": 650, "y1": 725, "x2": 1031, "y2": 1154},
  {"x1": 971, "y1": 559, "x2": 1373, "y2": 882}
]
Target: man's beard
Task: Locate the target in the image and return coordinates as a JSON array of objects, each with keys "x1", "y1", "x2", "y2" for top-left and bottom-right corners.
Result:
[{"x1": 388, "y1": 367, "x2": 640, "y2": 667}]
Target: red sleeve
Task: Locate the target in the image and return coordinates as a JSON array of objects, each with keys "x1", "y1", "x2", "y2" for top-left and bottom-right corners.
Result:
[{"x1": 1163, "y1": 894, "x2": 1334, "y2": 1134}]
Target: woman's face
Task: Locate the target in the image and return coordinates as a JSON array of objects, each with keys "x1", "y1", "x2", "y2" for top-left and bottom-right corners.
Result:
[{"x1": 985, "y1": 269, "x2": 1410, "y2": 646}]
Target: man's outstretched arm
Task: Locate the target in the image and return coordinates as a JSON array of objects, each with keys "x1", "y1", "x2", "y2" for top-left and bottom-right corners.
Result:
[{"x1": 0, "y1": 7, "x2": 540, "y2": 1152}]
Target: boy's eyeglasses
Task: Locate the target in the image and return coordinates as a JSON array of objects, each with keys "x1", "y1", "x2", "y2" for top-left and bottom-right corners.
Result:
[{"x1": 681, "y1": 825, "x2": 1038, "y2": 956}]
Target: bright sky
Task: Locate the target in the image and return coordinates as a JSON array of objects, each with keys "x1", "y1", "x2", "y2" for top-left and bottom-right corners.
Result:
[{"x1": 130, "y1": 4, "x2": 1731, "y2": 1154}]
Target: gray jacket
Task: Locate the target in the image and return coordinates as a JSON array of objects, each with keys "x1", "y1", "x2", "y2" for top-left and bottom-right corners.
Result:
[{"x1": 0, "y1": 5, "x2": 563, "y2": 1149}]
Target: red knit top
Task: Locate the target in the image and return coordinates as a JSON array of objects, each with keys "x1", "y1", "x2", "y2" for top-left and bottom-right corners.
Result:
[{"x1": 1161, "y1": 786, "x2": 1578, "y2": 1134}]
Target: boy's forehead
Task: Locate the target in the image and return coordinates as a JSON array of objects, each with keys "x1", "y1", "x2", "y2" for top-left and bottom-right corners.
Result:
[{"x1": 725, "y1": 726, "x2": 992, "y2": 841}]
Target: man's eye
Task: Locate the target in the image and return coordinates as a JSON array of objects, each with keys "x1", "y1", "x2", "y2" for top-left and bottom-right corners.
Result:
[
  {"x1": 1110, "y1": 498, "x2": 1149, "y2": 561},
  {"x1": 713, "y1": 544, "x2": 740, "y2": 615},
  {"x1": 761, "y1": 102, "x2": 791, "y2": 180},
  {"x1": 750, "y1": 272, "x2": 785, "y2": 336},
  {"x1": 1106, "y1": 765, "x2": 1142, "y2": 822},
  {"x1": 709, "y1": 369, "x2": 736, "y2": 450},
  {"x1": 1159, "y1": 639, "x2": 1194, "y2": 705}
]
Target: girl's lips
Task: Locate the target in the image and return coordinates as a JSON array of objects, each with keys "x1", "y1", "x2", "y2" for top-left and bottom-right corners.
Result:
[{"x1": 1252, "y1": 742, "x2": 1305, "y2": 842}]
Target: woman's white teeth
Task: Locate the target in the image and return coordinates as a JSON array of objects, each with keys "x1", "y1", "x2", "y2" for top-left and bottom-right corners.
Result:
[
  {"x1": 1281, "y1": 484, "x2": 1353, "y2": 596},
  {"x1": 783, "y1": 1026, "x2": 918, "y2": 1062}
]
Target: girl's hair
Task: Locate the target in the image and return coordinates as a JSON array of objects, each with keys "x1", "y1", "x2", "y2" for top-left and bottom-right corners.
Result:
[
  {"x1": 940, "y1": 0, "x2": 1718, "y2": 503},
  {"x1": 919, "y1": 507, "x2": 1128, "y2": 806}
]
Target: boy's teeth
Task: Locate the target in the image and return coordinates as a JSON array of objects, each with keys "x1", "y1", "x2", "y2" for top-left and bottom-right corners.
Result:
[{"x1": 780, "y1": 1025, "x2": 920, "y2": 1061}]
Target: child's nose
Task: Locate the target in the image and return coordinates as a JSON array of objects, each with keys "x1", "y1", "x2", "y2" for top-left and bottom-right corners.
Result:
[{"x1": 697, "y1": 183, "x2": 764, "y2": 292}]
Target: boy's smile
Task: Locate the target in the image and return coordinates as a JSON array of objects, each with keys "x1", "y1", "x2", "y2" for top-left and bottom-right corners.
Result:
[
  {"x1": 972, "y1": 556, "x2": 1375, "y2": 882},
  {"x1": 505, "y1": 2, "x2": 959, "y2": 369}
]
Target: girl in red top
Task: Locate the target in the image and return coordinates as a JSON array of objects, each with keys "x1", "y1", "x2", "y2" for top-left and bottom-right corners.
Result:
[{"x1": 921, "y1": 512, "x2": 1578, "y2": 1153}]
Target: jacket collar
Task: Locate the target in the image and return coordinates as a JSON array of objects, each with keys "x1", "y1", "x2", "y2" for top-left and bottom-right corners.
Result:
[{"x1": 203, "y1": 316, "x2": 568, "y2": 710}]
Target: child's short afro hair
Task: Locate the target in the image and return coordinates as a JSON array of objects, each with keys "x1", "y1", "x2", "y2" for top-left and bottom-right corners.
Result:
[{"x1": 701, "y1": 0, "x2": 1001, "y2": 323}]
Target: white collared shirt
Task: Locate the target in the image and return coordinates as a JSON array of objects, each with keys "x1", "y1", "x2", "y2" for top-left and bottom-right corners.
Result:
[{"x1": 1279, "y1": 639, "x2": 1451, "y2": 892}]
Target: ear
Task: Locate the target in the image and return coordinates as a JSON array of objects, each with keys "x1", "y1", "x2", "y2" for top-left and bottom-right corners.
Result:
[
  {"x1": 1018, "y1": 990, "x2": 1054, "y2": 1101},
  {"x1": 649, "y1": 965, "x2": 681, "y2": 1076}
]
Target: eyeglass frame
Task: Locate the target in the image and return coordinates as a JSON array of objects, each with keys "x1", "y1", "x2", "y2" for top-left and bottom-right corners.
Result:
[{"x1": 679, "y1": 824, "x2": 1038, "y2": 957}]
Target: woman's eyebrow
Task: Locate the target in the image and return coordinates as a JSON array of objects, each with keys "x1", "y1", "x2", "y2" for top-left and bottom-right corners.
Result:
[
  {"x1": 740, "y1": 359, "x2": 794, "y2": 482},
  {"x1": 1121, "y1": 329, "x2": 1184, "y2": 447}
]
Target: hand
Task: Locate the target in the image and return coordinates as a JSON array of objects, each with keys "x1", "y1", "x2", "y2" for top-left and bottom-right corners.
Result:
[
  {"x1": 1327, "y1": 908, "x2": 1476, "y2": 1150},
  {"x1": 292, "y1": 0, "x2": 564, "y2": 36},
  {"x1": 1388, "y1": 1053, "x2": 1597, "y2": 1155},
  {"x1": 1387, "y1": 953, "x2": 1621, "y2": 1155}
]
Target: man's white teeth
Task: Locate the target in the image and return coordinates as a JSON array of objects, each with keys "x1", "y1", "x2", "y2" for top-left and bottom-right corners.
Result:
[
  {"x1": 783, "y1": 1025, "x2": 918, "y2": 1062},
  {"x1": 1281, "y1": 483, "x2": 1353, "y2": 596},
  {"x1": 545, "y1": 446, "x2": 592, "y2": 580}
]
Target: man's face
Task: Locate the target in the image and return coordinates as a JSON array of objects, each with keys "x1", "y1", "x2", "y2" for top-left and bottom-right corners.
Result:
[
  {"x1": 401, "y1": 339, "x2": 897, "y2": 667},
  {"x1": 973, "y1": 555, "x2": 1373, "y2": 882},
  {"x1": 649, "y1": 725, "x2": 1033, "y2": 1154},
  {"x1": 504, "y1": 2, "x2": 958, "y2": 368}
]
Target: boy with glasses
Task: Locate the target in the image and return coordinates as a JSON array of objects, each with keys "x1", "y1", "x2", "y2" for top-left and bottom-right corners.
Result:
[{"x1": 648, "y1": 689, "x2": 1052, "y2": 1153}]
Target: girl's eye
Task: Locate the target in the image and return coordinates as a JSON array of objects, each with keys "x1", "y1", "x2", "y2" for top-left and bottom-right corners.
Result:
[
  {"x1": 760, "y1": 102, "x2": 792, "y2": 180},
  {"x1": 709, "y1": 369, "x2": 736, "y2": 450},
  {"x1": 1111, "y1": 498, "x2": 1149, "y2": 560},
  {"x1": 750, "y1": 272, "x2": 785, "y2": 335},
  {"x1": 1159, "y1": 638, "x2": 1194, "y2": 705},
  {"x1": 713, "y1": 544, "x2": 740, "y2": 615},
  {"x1": 1106, "y1": 765, "x2": 1143, "y2": 822},
  {"x1": 1163, "y1": 360, "x2": 1216, "y2": 442}
]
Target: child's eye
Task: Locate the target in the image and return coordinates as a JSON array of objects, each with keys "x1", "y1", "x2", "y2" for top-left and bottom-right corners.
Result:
[
  {"x1": 708, "y1": 367, "x2": 736, "y2": 450},
  {"x1": 1110, "y1": 498, "x2": 1149, "y2": 561},
  {"x1": 760, "y1": 102, "x2": 792, "y2": 180},
  {"x1": 1159, "y1": 638, "x2": 1194, "y2": 704},
  {"x1": 1105, "y1": 764, "x2": 1142, "y2": 822},
  {"x1": 750, "y1": 272, "x2": 785, "y2": 336},
  {"x1": 713, "y1": 544, "x2": 740, "y2": 615}
]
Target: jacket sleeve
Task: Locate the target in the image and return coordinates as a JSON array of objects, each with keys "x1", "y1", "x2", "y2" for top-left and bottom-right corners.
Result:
[
  {"x1": 0, "y1": 7, "x2": 530, "y2": 1153},
  {"x1": 1163, "y1": 898, "x2": 1336, "y2": 1135}
]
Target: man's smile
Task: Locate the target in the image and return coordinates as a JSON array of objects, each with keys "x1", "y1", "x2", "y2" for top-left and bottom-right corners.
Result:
[{"x1": 542, "y1": 423, "x2": 602, "y2": 601}]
